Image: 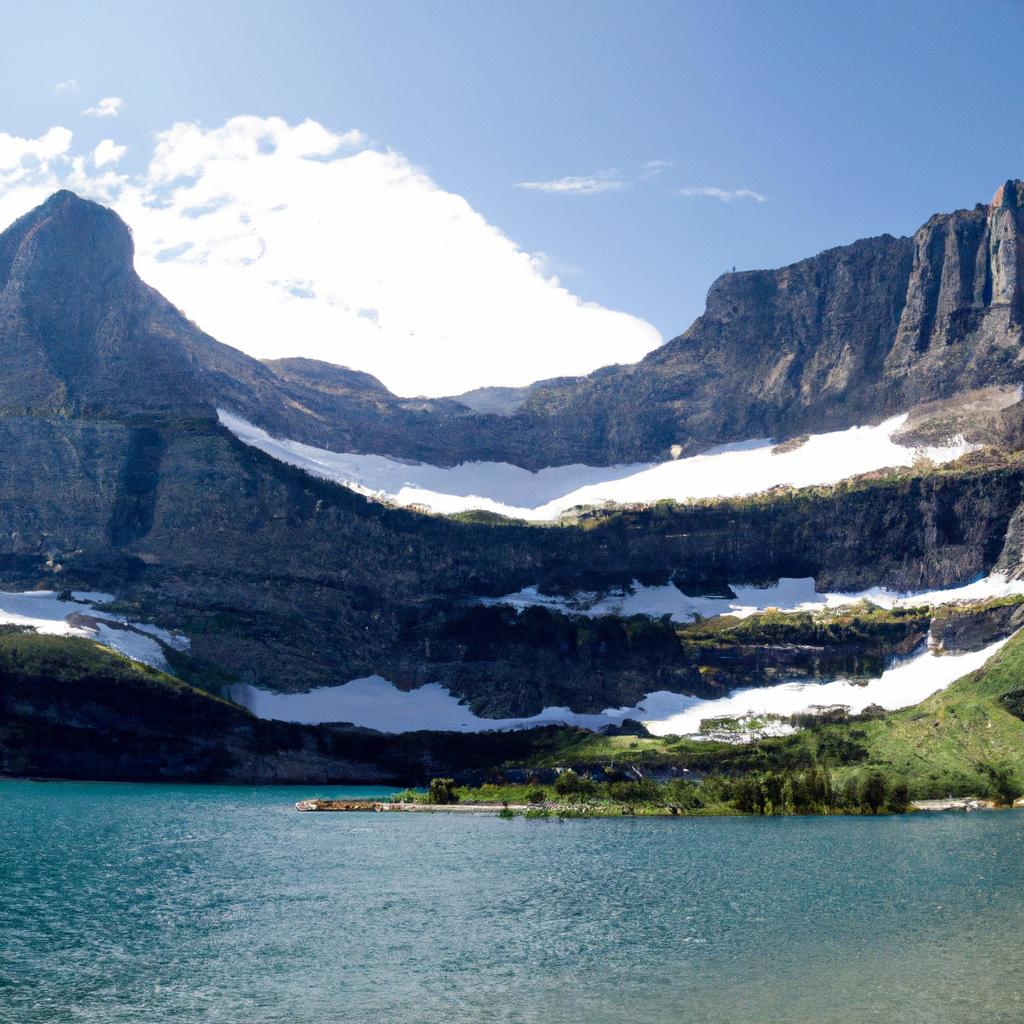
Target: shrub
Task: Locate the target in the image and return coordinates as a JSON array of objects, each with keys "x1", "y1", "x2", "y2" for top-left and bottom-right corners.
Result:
[
  {"x1": 525, "y1": 787, "x2": 547, "y2": 805},
  {"x1": 663, "y1": 779, "x2": 703, "y2": 811},
  {"x1": 554, "y1": 769, "x2": 593, "y2": 796},
  {"x1": 978, "y1": 762, "x2": 1019, "y2": 806},
  {"x1": 887, "y1": 781, "x2": 911, "y2": 813},
  {"x1": 697, "y1": 775, "x2": 736, "y2": 806},
  {"x1": 608, "y1": 779, "x2": 660, "y2": 806},
  {"x1": 860, "y1": 772, "x2": 888, "y2": 814},
  {"x1": 732, "y1": 775, "x2": 766, "y2": 815},
  {"x1": 389, "y1": 788, "x2": 423, "y2": 804},
  {"x1": 427, "y1": 778, "x2": 459, "y2": 805}
]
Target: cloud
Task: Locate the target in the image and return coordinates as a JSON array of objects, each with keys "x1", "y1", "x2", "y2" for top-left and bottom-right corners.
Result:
[
  {"x1": 515, "y1": 171, "x2": 625, "y2": 195},
  {"x1": 679, "y1": 186, "x2": 765, "y2": 203},
  {"x1": 0, "y1": 116, "x2": 661, "y2": 397},
  {"x1": 54, "y1": 79, "x2": 80, "y2": 95},
  {"x1": 83, "y1": 97, "x2": 123, "y2": 118},
  {"x1": 92, "y1": 139, "x2": 126, "y2": 168},
  {"x1": 639, "y1": 159, "x2": 673, "y2": 179},
  {"x1": 515, "y1": 160, "x2": 675, "y2": 192}
]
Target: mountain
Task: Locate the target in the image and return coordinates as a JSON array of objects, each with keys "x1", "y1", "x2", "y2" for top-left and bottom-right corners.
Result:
[
  {"x1": 3, "y1": 186, "x2": 1024, "y2": 784},
  {"x1": 233, "y1": 180, "x2": 1024, "y2": 469},
  {"x1": 16, "y1": 183, "x2": 1019, "y2": 474}
]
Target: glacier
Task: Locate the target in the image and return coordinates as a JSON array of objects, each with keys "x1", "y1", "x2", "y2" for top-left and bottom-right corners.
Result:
[{"x1": 218, "y1": 409, "x2": 975, "y2": 521}]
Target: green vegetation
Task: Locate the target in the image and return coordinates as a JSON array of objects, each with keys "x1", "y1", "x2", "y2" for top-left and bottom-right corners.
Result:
[
  {"x1": 426, "y1": 777, "x2": 459, "y2": 804},
  {"x1": 446, "y1": 509, "x2": 530, "y2": 527},
  {"x1": 408, "y1": 767, "x2": 914, "y2": 817},
  {"x1": 0, "y1": 628, "x2": 236, "y2": 707},
  {"x1": 487, "y1": 630, "x2": 1024, "y2": 806},
  {"x1": 677, "y1": 603, "x2": 929, "y2": 648}
]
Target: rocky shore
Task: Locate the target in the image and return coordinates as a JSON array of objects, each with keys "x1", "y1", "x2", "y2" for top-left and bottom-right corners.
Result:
[{"x1": 295, "y1": 799, "x2": 531, "y2": 813}]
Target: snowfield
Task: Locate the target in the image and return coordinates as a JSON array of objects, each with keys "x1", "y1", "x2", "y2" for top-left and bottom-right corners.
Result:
[
  {"x1": 481, "y1": 573, "x2": 1024, "y2": 623},
  {"x1": 218, "y1": 409, "x2": 975, "y2": 521},
  {"x1": 229, "y1": 638, "x2": 1006, "y2": 739},
  {"x1": 0, "y1": 590, "x2": 188, "y2": 670}
]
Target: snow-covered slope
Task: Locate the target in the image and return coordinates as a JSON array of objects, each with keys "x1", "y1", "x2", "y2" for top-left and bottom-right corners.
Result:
[
  {"x1": 218, "y1": 410, "x2": 975, "y2": 521},
  {"x1": 481, "y1": 573, "x2": 1024, "y2": 623},
  {"x1": 0, "y1": 590, "x2": 187, "y2": 669},
  {"x1": 229, "y1": 639, "x2": 1006, "y2": 739}
]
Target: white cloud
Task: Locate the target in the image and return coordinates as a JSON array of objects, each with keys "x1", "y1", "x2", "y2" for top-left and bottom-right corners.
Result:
[
  {"x1": 92, "y1": 139, "x2": 126, "y2": 168},
  {"x1": 0, "y1": 116, "x2": 661, "y2": 396},
  {"x1": 639, "y1": 159, "x2": 673, "y2": 179},
  {"x1": 0, "y1": 126, "x2": 72, "y2": 171},
  {"x1": 515, "y1": 171, "x2": 625, "y2": 195},
  {"x1": 54, "y1": 79, "x2": 80, "y2": 95},
  {"x1": 679, "y1": 186, "x2": 765, "y2": 203},
  {"x1": 83, "y1": 97, "x2": 123, "y2": 118}
]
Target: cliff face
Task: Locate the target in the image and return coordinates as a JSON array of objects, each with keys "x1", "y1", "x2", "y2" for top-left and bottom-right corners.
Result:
[
  {"x1": 11, "y1": 184, "x2": 1021, "y2": 472},
  {"x1": 885, "y1": 180, "x2": 1024, "y2": 396},
  {"x1": 497, "y1": 180, "x2": 1024, "y2": 465},
  {"x1": 217, "y1": 180, "x2": 1024, "y2": 469}
]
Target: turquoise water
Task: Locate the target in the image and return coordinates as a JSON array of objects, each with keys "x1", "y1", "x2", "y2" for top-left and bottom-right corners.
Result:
[{"x1": 2, "y1": 781, "x2": 1023, "y2": 1023}]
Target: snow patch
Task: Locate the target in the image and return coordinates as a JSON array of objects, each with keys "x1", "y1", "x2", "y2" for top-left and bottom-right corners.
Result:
[
  {"x1": 218, "y1": 409, "x2": 976, "y2": 521},
  {"x1": 229, "y1": 639, "x2": 1006, "y2": 738},
  {"x1": 639, "y1": 637, "x2": 1009, "y2": 737},
  {"x1": 229, "y1": 676, "x2": 628, "y2": 733},
  {"x1": 483, "y1": 573, "x2": 1024, "y2": 623},
  {"x1": 0, "y1": 590, "x2": 188, "y2": 670}
]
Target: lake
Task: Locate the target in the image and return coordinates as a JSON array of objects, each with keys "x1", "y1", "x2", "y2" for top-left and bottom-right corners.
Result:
[{"x1": 2, "y1": 780, "x2": 1022, "y2": 1023}]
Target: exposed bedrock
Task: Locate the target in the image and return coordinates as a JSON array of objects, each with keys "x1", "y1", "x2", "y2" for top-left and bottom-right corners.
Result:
[{"x1": 1, "y1": 409, "x2": 1023, "y2": 707}]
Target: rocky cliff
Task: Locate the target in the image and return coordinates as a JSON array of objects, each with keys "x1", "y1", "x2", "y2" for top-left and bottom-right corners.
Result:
[
  {"x1": 239, "y1": 180, "x2": 1024, "y2": 469},
  {"x1": 3, "y1": 189, "x2": 1024, "y2": 724},
  {"x1": 482, "y1": 179, "x2": 1024, "y2": 466}
]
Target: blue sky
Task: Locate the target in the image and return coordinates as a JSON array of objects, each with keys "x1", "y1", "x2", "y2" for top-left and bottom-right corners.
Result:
[{"x1": 1, "y1": 1, "x2": 1022, "y2": 393}]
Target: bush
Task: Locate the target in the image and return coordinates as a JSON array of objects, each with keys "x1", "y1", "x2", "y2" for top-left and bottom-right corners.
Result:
[
  {"x1": 697, "y1": 775, "x2": 736, "y2": 806},
  {"x1": 608, "y1": 779, "x2": 660, "y2": 806},
  {"x1": 525, "y1": 787, "x2": 547, "y2": 805},
  {"x1": 663, "y1": 779, "x2": 703, "y2": 811},
  {"x1": 732, "y1": 775, "x2": 766, "y2": 815},
  {"x1": 860, "y1": 772, "x2": 888, "y2": 814},
  {"x1": 427, "y1": 778, "x2": 459, "y2": 805},
  {"x1": 979, "y1": 762, "x2": 1019, "y2": 806},
  {"x1": 553, "y1": 769, "x2": 594, "y2": 798},
  {"x1": 887, "y1": 781, "x2": 911, "y2": 813},
  {"x1": 389, "y1": 788, "x2": 423, "y2": 804}
]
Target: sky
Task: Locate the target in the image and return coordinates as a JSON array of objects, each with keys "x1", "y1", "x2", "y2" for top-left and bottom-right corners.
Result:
[{"x1": 0, "y1": 0, "x2": 1022, "y2": 396}]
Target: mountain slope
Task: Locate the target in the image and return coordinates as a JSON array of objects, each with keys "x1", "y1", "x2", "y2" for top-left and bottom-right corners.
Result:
[
  {"x1": 243, "y1": 180, "x2": 1024, "y2": 469},
  {"x1": 3, "y1": 188, "x2": 1024, "y2": 730},
  {"x1": 441, "y1": 179, "x2": 1024, "y2": 466},
  {"x1": 12, "y1": 182, "x2": 1021, "y2": 473}
]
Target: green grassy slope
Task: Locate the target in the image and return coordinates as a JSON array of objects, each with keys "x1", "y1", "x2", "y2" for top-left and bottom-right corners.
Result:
[{"x1": 513, "y1": 631, "x2": 1024, "y2": 800}]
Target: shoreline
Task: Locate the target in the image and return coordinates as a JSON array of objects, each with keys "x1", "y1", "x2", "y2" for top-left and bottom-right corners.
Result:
[{"x1": 296, "y1": 797, "x2": 1020, "y2": 817}]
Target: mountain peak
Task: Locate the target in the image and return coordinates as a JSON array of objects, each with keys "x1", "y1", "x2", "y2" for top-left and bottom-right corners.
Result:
[
  {"x1": 991, "y1": 179, "x2": 1024, "y2": 209},
  {"x1": 0, "y1": 189, "x2": 134, "y2": 298}
]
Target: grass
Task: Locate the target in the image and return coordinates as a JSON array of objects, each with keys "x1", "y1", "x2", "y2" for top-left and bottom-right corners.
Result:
[
  {"x1": 821, "y1": 636, "x2": 1024, "y2": 796},
  {"x1": 0, "y1": 628, "x2": 243, "y2": 711}
]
